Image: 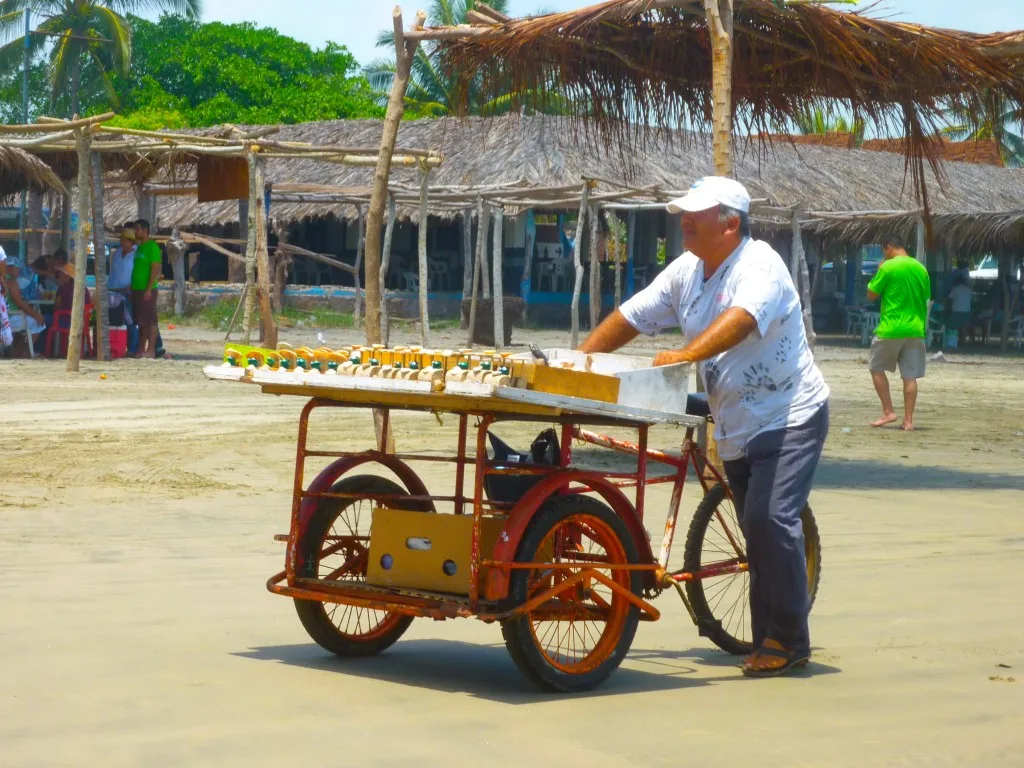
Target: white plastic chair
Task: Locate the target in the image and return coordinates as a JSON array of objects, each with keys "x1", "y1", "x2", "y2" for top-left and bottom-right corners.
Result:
[
  {"x1": 846, "y1": 307, "x2": 865, "y2": 340},
  {"x1": 428, "y1": 259, "x2": 450, "y2": 291},
  {"x1": 400, "y1": 271, "x2": 419, "y2": 291}
]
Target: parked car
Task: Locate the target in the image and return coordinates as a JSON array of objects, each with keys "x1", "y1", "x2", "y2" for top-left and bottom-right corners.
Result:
[{"x1": 969, "y1": 254, "x2": 1022, "y2": 282}]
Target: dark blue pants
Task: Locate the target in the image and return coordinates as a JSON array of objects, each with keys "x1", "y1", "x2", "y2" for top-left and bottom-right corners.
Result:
[{"x1": 723, "y1": 402, "x2": 829, "y2": 655}]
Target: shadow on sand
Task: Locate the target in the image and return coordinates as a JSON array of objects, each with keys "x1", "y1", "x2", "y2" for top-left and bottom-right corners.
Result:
[
  {"x1": 815, "y1": 456, "x2": 1024, "y2": 492},
  {"x1": 233, "y1": 639, "x2": 840, "y2": 702}
]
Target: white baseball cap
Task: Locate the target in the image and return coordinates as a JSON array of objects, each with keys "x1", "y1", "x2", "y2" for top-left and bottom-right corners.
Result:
[{"x1": 666, "y1": 176, "x2": 751, "y2": 214}]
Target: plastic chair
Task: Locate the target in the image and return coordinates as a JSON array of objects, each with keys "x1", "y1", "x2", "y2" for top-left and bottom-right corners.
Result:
[
  {"x1": 845, "y1": 307, "x2": 865, "y2": 339},
  {"x1": 400, "y1": 272, "x2": 419, "y2": 291},
  {"x1": 427, "y1": 259, "x2": 451, "y2": 291},
  {"x1": 45, "y1": 304, "x2": 94, "y2": 358}
]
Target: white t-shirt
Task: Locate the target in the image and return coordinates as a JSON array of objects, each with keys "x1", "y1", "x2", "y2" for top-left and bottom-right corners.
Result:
[
  {"x1": 949, "y1": 284, "x2": 972, "y2": 314},
  {"x1": 109, "y1": 246, "x2": 136, "y2": 292},
  {"x1": 620, "y1": 237, "x2": 829, "y2": 461}
]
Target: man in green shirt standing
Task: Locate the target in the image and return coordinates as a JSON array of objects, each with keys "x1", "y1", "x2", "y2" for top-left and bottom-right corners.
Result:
[
  {"x1": 131, "y1": 218, "x2": 162, "y2": 358},
  {"x1": 866, "y1": 234, "x2": 931, "y2": 430}
]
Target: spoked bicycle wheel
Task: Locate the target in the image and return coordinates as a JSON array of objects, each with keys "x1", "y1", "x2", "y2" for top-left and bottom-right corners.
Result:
[
  {"x1": 681, "y1": 483, "x2": 821, "y2": 655},
  {"x1": 293, "y1": 474, "x2": 423, "y2": 657},
  {"x1": 500, "y1": 495, "x2": 642, "y2": 692}
]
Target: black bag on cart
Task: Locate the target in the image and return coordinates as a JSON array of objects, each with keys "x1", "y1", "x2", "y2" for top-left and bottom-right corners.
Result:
[{"x1": 483, "y1": 428, "x2": 560, "y2": 504}]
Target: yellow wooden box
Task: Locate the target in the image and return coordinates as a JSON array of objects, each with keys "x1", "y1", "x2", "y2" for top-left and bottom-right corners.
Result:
[
  {"x1": 365, "y1": 508, "x2": 507, "y2": 595},
  {"x1": 520, "y1": 362, "x2": 621, "y2": 404}
]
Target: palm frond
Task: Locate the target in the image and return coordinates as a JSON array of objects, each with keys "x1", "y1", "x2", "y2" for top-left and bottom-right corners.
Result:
[{"x1": 90, "y1": 5, "x2": 132, "y2": 76}]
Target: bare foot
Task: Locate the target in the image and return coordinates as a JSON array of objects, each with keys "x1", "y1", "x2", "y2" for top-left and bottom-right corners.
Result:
[
  {"x1": 901, "y1": 422, "x2": 915, "y2": 431},
  {"x1": 870, "y1": 413, "x2": 898, "y2": 427}
]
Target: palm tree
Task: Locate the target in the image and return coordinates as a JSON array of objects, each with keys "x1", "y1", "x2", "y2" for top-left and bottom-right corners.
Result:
[
  {"x1": 940, "y1": 97, "x2": 1024, "y2": 168},
  {"x1": 796, "y1": 107, "x2": 865, "y2": 143},
  {"x1": 0, "y1": 1, "x2": 201, "y2": 118},
  {"x1": 365, "y1": 0, "x2": 569, "y2": 117}
]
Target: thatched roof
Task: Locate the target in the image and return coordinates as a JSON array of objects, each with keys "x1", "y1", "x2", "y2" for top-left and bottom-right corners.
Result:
[
  {"x1": 432, "y1": 0, "x2": 1024, "y2": 206},
  {"x1": 0, "y1": 146, "x2": 66, "y2": 201},
  {"x1": 101, "y1": 116, "x2": 1024, "y2": 250}
]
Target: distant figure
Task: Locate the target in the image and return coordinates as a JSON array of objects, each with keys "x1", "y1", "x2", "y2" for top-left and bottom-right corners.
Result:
[
  {"x1": 108, "y1": 227, "x2": 137, "y2": 326},
  {"x1": 866, "y1": 234, "x2": 931, "y2": 431},
  {"x1": 132, "y1": 218, "x2": 162, "y2": 359},
  {"x1": 946, "y1": 276, "x2": 973, "y2": 344},
  {"x1": 3, "y1": 254, "x2": 47, "y2": 356}
]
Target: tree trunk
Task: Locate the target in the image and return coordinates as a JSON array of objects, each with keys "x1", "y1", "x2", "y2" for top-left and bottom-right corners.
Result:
[
  {"x1": 27, "y1": 191, "x2": 43, "y2": 263},
  {"x1": 59, "y1": 192, "x2": 71, "y2": 253},
  {"x1": 242, "y1": 164, "x2": 258, "y2": 342},
  {"x1": 363, "y1": 8, "x2": 425, "y2": 347},
  {"x1": 467, "y1": 198, "x2": 486, "y2": 347},
  {"x1": 168, "y1": 230, "x2": 188, "y2": 317},
  {"x1": 271, "y1": 222, "x2": 290, "y2": 315},
  {"x1": 380, "y1": 196, "x2": 396, "y2": 346},
  {"x1": 570, "y1": 183, "x2": 591, "y2": 348},
  {"x1": 492, "y1": 205, "x2": 505, "y2": 351},
  {"x1": 588, "y1": 203, "x2": 600, "y2": 330},
  {"x1": 417, "y1": 167, "x2": 430, "y2": 346},
  {"x1": 614, "y1": 212, "x2": 623, "y2": 308},
  {"x1": 245, "y1": 152, "x2": 276, "y2": 348},
  {"x1": 353, "y1": 207, "x2": 366, "y2": 327},
  {"x1": 915, "y1": 215, "x2": 927, "y2": 266},
  {"x1": 231, "y1": 199, "x2": 248, "y2": 283},
  {"x1": 460, "y1": 207, "x2": 473, "y2": 328},
  {"x1": 67, "y1": 130, "x2": 91, "y2": 373},
  {"x1": 521, "y1": 210, "x2": 536, "y2": 323},
  {"x1": 704, "y1": 0, "x2": 734, "y2": 176},
  {"x1": 90, "y1": 152, "x2": 109, "y2": 361}
]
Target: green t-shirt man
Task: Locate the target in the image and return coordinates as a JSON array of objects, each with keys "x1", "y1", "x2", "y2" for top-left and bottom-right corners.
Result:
[
  {"x1": 867, "y1": 254, "x2": 930, "y2": 339},
  {"x1": 131, "y1": 239, "x2": 162, "y2": 292}
]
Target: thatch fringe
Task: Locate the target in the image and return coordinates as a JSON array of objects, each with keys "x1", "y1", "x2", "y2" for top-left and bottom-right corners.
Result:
[{"x1": 0, "y1": 146, "x2": 67, "y2": 201}]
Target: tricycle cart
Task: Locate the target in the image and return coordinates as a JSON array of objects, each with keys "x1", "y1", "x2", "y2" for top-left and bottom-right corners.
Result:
[{"x1": 250, "y1": 379, "x2": 821, "y2": 693}]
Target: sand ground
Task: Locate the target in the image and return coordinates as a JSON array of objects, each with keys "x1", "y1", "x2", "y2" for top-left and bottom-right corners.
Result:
[{"x1": 1, "y1": 325, "x2": 1023, "y2": 767}]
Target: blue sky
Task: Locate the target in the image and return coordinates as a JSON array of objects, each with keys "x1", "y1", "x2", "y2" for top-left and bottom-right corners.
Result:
[{"x1": 195, "y1": 0, "x2": 1024, "y2": 68}]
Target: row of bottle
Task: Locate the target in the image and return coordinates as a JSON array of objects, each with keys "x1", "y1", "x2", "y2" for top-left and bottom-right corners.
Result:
[
  {"x1": 223, "y1": 344, "x2": 525, "y2": 390},
  {"x1": 225, "y1": 345, "x2": 527, "y2": 378}
]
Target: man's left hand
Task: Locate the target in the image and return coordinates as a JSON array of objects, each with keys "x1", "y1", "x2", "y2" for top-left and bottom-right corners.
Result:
[
  {"x1": 144, "y1": 289, "x2": 152, "y2": 301},
  {"x1": 653, "y1": 349, "x2": 692, "y2": 367}
]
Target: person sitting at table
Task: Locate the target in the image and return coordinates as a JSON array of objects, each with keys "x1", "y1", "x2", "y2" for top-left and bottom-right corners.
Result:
[
  {"x1": 31, "y1": 255, "x2": 58, "y2": 291},
  {"x1": 3, "y1": 254, "x2": 46, "y2": 357}
]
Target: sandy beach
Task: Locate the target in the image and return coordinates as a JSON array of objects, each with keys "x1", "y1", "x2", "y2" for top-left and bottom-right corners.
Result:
[{"x1": 2, "y1": 326, "x2": 1022, "y2": 767}]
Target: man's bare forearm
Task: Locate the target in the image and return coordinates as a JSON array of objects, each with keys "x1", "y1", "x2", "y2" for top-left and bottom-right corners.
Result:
[
  {"x1": 653, "y1": 307, "x2": 757, "y2": 366},
  {"x1": 578, "y1": 310, "x2": 640, "y2": 353}
]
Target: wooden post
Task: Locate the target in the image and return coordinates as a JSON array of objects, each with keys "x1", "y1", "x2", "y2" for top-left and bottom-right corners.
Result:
[
  {"x1": 417, "y1": 165, "x2": 430, "y2": 346},
  {"x1": 353, "y1": 206, "x2": 366, "y2": 327},
  {"x1": 271, "y1": 221, "x2": 290, "y2": 315},
  {"x1": 27, "y1": 192, "x2": 43, "y2": 264},
  {"x1": 241, "y1": 188, "x2": 257, "y2": 342},
  {"x1": 704, "y1": 0, "x2": 734, "y2": 176},
  {"x1": 613, "y1": 213, "x2": 623, "y2": 308},
  {"x1": 89, "y1": 151, "x2": 108, "y2": 361},
  {"x1": 66, "y1": 129, "x2": 91, "y2": 372},
  {"x1": 363, "y1": 7, "x2": 426, "y2": 347},
  {"x1": 380, "y1": 195, "x2": 396, "y2": 346},
  {"x1": 232, "y1": 199, "x2": 248, "y2": 283},
  {"x1": 999, "y1": 250, "x2": 1012, "y2": 351},
  {"x1": 492, "y1": 205, "x2": 505, "y2": 351},
  {"x1": 480, "y1": 202, "x2": 491, "y2": 300},
  {"x1": 570, "y1": 183, "x2": 591, "y2": 348},
  {"x1": 588, "y1": 203, "x2": 600, "y2": 330},
  {"x1": 789, "y1": 211, "x2": 802, "y2": 285},
  {"x1": 460, "y1": 206, "x2": 473, "y2": 328},
  {"x1": 915, "y1": 215, "x2": 927, "y2": 267},
  {"x1": 250, "y1": 153, "x2": 276, "y2": 348},
  {"x1": 467, "y1": 198, "x2": 486, "y2": 346},
  {"x1": 521, "y1": 209, "x2": 536, "y2": 322},
  {"x1": 626, "y1": 210, "x2": 636, "y2": 297},
  {"x1": 168, "y1": 229, "x2": 188, "y2": 317},
  {"x1": 59, "y1": 191, "x2": 71, "y2": 253},
  {"x1": 792, "y1": 213, "x2": 816, "y2": 347}
]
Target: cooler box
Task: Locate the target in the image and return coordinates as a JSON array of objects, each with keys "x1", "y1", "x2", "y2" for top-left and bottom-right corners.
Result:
[
  {"x1": 109, "y1": 326, "x2": 128, "y2": 359},
  {"x1": 365, "y1": 508, "x2": 507, "y2": 595}
]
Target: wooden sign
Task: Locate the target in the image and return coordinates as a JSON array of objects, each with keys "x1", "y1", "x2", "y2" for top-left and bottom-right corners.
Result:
[{"x1": 197, "y1": 156, "x2": 249, "y2": 202}]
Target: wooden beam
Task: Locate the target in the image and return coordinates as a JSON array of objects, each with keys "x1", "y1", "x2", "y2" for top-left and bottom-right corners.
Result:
[
  {"x1": 492, "y1": 205, "x2": 505, "y2": 351},
  {"x1": 570, "y1": 182, "x2": 592, "y2": 348}
]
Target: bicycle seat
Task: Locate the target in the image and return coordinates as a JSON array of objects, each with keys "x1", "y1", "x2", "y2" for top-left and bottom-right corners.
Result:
[{"x1": 685, "y1": 393, "x2": 712, "y2": 419}]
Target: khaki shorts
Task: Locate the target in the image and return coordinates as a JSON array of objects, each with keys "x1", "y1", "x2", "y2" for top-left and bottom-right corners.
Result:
[{"x1": 869, "y1": 336, "x2": 926, "y2": 379}]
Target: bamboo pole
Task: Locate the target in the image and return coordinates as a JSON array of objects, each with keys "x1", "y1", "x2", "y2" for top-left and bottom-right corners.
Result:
[
  {"x1": 380, "y1": 195, "x2": 397, "y2": 346},
  {"x1": 614, "y1": 212, "x2": 623, "y2": 308},
  {"x1": 792, "y1": 214, "x2": 816, "y2": 347},
  {"x1": 66, "y1": 129, "x2": 92, "y2": 373},
  {"x1": 570, "y1": 183, "x2": 592, "y2": 348},
  {"x1": 363, "y1": 7, "x2": 426, "y2": 348},
  {"x1": 242, "y1": 155, "x2": 259, "y2": 343},
  {"x1": 467, "y1": 198, "x2": 486, "y2": 346},
  {"x1": 247, "y1": 153, "x2": 277, "y2": 348},
  {"x1": 492, "y1": 205, "x2": 505, "y2": 351},
  {"x1": 521, "y1": 209, "x2": 536, "y2": 323},
  {"x1": 589, "y1": 203, "x2": 600, "y2": 330},
  {"x1": 417, "y1": 166, "x2": 431, "y2": 346},
  {"x1": 461, "y1": 206, "x2": 474, "y2": 328},
  {"x1": 353, "y1": 206, "x2": 366, "y2": 327},
  {"x1": 90, "y1": 152, "x2": 109, "y2": 361},
  {"x1": 915, "y1": 214, "x2": 927, "y2": 266},
  {"x1": 704, "y1": 0, "x2": 734, "y2": 177}
]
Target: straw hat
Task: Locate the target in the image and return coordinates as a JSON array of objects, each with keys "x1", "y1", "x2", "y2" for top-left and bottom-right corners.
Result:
[
  {"x1": 59, "y1": 262, "x2": 76, "y2": 279},
  {"x1": 119, "y1": 228, "x2": 136, "y2": 242}
]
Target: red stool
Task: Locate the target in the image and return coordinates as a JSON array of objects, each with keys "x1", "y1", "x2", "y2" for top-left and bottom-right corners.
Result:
[{"x1": 45, "y1": 304, "x2": 95, "y2": 358}]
